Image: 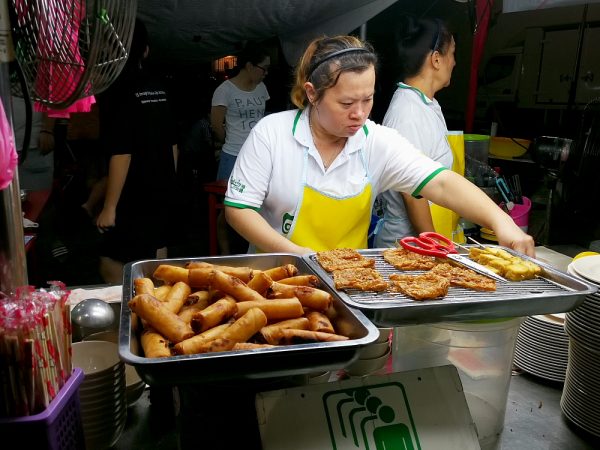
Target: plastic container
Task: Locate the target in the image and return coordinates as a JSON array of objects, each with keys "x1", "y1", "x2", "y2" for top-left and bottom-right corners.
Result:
[
  {"x1": 0, "y1": 368, "x2": 85, "y2": 450},
  {"x1": 392, "y1": 318, "x2": 523, "y2": 450},
  {"x1": 489, "y1": 137, "x2": 530, "y2": 158},
  {"x1": 465, "y1": 134, "x2": 491, "y2": 164},
  {"x1": 508, "y1": 196, "x2": 531, "y2": 231}
]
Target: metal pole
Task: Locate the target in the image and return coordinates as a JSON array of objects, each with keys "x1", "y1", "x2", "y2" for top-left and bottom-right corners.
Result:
[
  {"x1": 0, "y1": 0, "x2": 28, "y2": 293},
  {"x1": 360, "y1": 23, "x2": 367, "y2": 41}
]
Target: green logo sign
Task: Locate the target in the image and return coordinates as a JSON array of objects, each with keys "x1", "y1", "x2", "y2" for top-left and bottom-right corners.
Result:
[
  {"x1": 282, "y1": 212, "x2": 294, "y2": 234},
  {"x1": 230, "y1": 178, "x2": 246, "y2": 193},
  {"x1": 322, "y1": 382, "x2": 421, "y2": 450}
]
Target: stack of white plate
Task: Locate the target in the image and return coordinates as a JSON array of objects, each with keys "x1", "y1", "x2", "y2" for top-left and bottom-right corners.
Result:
[
  {"x1": 72, "y1": 341, "x2": 127, "y2": 450},
  {"x1": 562, "y1": 255, "x2": 600, "y2": 437},
  {"x1": 513, "y1": 314, "x2": 568, "y2": 382}
]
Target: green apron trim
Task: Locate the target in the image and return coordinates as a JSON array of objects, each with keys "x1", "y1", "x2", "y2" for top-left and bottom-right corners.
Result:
[
  {"x1": 412, "y1": 167, "x2": 447, "y2": 198},
  {"x1": 292, "y1": 109, "x2": 303, "y2": 134}
]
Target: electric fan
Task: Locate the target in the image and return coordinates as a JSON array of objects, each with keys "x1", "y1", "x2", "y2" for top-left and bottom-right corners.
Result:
[{"x1": 9, "y1": 0, "x2": 137, "y2": 109}]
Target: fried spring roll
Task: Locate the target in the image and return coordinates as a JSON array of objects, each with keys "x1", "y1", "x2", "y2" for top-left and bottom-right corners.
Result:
[
  {"x1": 154, "y1": 285, "x2": 172, "y2": 301},
  {"x1": 162, "y1": 281, "x2": 192, "y2": 314},
  {"x1": 153, "y1": 265, "x2": 189, "y2": 284},
  {"x1": 278, "y1": 275, "x2": 320, "y2": 287},
  {"x1": 184, "y1": 290, "x2": 212, "y2": 307},
  {"x1": 263, "y1": 264, "x2": 298, "y2": 281},
  {"x1": 134, "y1": 277, "x2": 155, "y2": 296},
  {"x1": 211, "y1": 270, "x2": 266, "y2": 302},
  {"x1": 246, "y1": 271, "x2": 273, "y2": 296},
  {"x1": 191, "y1": 296, "x2": 237, "y2": 333},
  {"x1": 278, "y1": 329, "x2": 349, "y2": 344},
  {"x1": 178, "y1": 301, "x2": 210, "y2": 324},
  {"x1": 233, "y1": 342, "x2": 276, "y2": 351},
  {"x1": 186, "y1": 262, "x2": 254, "y2": 283},
  {"x1": 140, "y1": 328, "x2": 172, "y2": 358},
  {"x1": 306, "y1": 311, "x2": 335, "y2": 333},
  {"x1": 259, "y1": 317, "x2": 310, "y2": 345},
  {"x1": 234, "y1": 298, "x2": 304, "y2": 321},
  {"x1": 180, "y1": 337, "x2": 236, "y2": 354},
  {"x1": 268, "y1": 283, "x2": 332, "y2": 311},
  {"x1": 172, "y1": 323, "x2": 231, "y2": 355},
  {"x1": 188, "y1": 268, "x2": 216, "y2": 289},
  {"x1": 221, "y1": 308, "x2": 268, "y2": 343},
  {"x1": 128, "y1": 294, "x2": 194, "y2": 343}
]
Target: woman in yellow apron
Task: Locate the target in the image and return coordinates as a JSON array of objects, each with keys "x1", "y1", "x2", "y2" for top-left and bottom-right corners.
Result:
[
  {"x1": 374, "y1": 16, "x2": 463, "y2": 247},
  {"x1": 224, "y1": 35, "x2": 535, "y2": 258}
]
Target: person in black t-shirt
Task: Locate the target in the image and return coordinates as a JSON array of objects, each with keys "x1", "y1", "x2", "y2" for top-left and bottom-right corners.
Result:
[{"x1": 96, "y1": 19, "x2": 180, "y2": 283}]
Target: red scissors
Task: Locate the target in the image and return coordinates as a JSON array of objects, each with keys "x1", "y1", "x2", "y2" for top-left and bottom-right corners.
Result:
[{"x1": 399, "y1": 232, "x2": 507, "y2": 282}]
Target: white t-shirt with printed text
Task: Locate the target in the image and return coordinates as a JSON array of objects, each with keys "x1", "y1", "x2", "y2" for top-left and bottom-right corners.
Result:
[{"x1": 212, "y1": 79, "x2": 270, "y2": 157}]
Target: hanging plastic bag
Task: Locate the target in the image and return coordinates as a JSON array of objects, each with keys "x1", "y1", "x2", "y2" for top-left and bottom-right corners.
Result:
[{"x1": 0, "y1": 99, "x2": 18, "y2": 190}]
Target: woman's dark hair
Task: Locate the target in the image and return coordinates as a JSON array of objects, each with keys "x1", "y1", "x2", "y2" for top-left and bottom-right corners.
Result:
[
  {"x1": 394, "y1": 16, "x2": 452, "y2": 80},
  {"x1": 290, "y1": 35, "x2": 378, "y2": 109},
  {"x1": 236, "y1": 42, "x2": 269, "y2": 68}
]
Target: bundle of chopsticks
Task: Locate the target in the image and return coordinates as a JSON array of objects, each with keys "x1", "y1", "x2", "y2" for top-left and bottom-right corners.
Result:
[{"x1": 0, "y1": 283, "x2": 72, "y2": 418}]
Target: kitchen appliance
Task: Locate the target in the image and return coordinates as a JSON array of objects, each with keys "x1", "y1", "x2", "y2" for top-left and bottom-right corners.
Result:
[{"x1": 530, "y1": 136, "x2": 574, "y2": 244}]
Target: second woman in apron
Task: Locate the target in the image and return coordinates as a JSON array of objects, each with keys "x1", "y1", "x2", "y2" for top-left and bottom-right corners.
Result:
[{"x1": 374, "y1": 16, "x2": 461, "y2": 247}]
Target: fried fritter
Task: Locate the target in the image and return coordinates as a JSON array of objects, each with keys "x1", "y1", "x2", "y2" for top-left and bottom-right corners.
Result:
[
  {"x1": 468, "y1": 246, "x2": 541, "y2": 281},
  {"x1": 316, "y1": 248, "x2": 375, "y2": 272},
  {"x1": 333, "y1": 267, "x2": 388, "y2": 292},
  {"x1": 430, "y1": 263, "x2": 496, "y2": 291},
  {"x1": 388, "y1": 273, "x2": 450, "y2": 300},
  {"x1": 383, "y1": 247, "x2": 437, "y2": 271}
]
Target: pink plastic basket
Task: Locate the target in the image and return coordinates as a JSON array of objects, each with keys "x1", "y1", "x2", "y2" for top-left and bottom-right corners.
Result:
[{"x1": 0, "y1": 368, "x2": 85, "y2": 450}]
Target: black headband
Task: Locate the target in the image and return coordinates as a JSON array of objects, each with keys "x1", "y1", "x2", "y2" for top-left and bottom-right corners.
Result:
[{"x1": 307, "y1": 47, "x2": 371, "y2": 79}]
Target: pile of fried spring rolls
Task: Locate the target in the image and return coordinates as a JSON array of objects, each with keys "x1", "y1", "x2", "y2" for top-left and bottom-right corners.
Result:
[{"x1": 128, "y1": 262, "x2": 352, "y2": 358}]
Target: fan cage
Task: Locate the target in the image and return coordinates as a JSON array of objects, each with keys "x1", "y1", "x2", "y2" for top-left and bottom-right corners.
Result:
[{"x1": 10, "y1": 0, "x2": 137, "y2": 109}]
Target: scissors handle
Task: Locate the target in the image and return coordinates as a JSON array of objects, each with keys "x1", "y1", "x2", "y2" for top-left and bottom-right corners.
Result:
[
  {"x1": 399, "y1": 236, "x2": 442, "y2": 257},
  {"x1": 418, "y1": 232, "x2": 457, "y2": 254}
]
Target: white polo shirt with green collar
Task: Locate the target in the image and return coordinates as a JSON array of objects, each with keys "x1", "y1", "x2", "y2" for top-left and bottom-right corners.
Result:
[
  {"x1": 374, "y1": 82, "x2": 454, "y2": 248},
  {"x1": 224, "y1": 108, "x2": 445, "y2": 245}
]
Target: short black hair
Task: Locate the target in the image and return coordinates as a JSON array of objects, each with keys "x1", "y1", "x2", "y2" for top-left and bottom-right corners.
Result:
[{"x1": 236, "y1": 42, "x2": 269, "y2": 68}]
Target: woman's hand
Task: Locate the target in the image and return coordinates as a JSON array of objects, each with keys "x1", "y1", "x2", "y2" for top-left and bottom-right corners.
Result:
[
  {"x1": 38, "y1": 131, "x2": 55, "y2": 155},
  {"x1": 493, "y1": 221, "x2": 536, "y2": 257},
  {"x1": 96, "y1": 207, "x2": 116, "y2": 232},
  {"x1": 420, "y1": 171, "x2": 536, "y2": 257}
]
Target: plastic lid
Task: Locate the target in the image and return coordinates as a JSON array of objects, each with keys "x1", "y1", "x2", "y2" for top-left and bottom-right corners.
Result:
[{"x1": 464, "y1": 134, "x2": 490, "y2": 141}]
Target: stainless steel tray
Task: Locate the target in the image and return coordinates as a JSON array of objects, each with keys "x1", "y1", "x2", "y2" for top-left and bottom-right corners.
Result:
[
  {"x1": 119, "y1": 253, "x2": 379, "y2": 386},
  {"x1": 304, "y1": 247, "x2": 598, "y2": 326}
]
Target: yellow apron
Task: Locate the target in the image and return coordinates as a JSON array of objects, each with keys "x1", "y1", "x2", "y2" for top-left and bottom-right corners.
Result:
[
  {"x1": 430, "y1": 131, "x2": 465, "y2": 242},
  {"x1": 287, "y1": 111, "x2": 372, "y2": 251}
]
